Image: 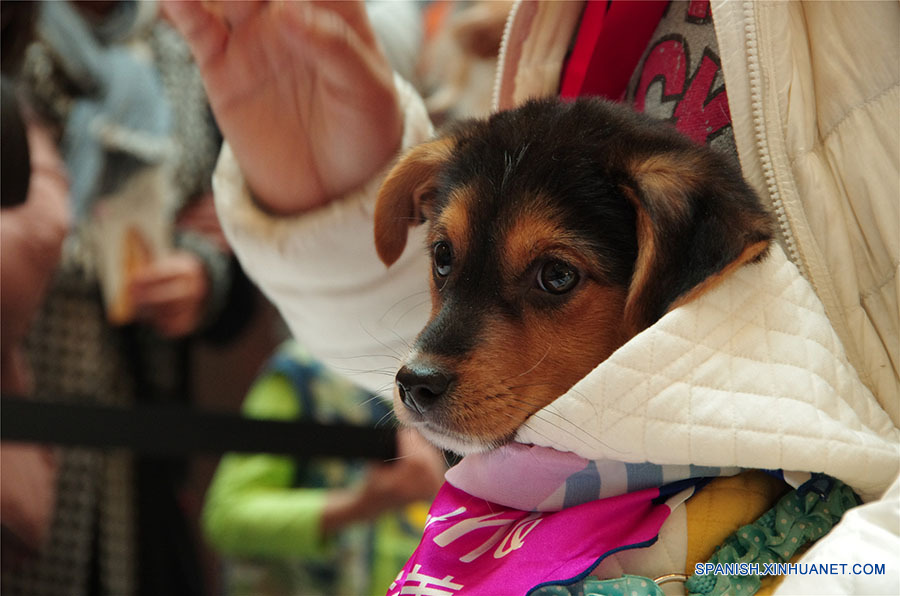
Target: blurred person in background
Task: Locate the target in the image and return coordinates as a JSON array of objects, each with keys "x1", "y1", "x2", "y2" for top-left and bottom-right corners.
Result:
[
  {"x1": 165, "y1": 1, "x2": 898, "y2": 594},
  {"x1": 202, "y1": 341, "x2": 444, "y2": 596},
  {"x1": 3, "y1": 1, "x2": 237, "y2": 594},
  {"x1": 0, "y1": 2, "x2": 69, "y2": 568},
  {"x1": 5, "y1": 2, "x2": 430, "y2": 595},
  {"x1": 0, "y1": 72, "x2": 68, "y2": 572}
]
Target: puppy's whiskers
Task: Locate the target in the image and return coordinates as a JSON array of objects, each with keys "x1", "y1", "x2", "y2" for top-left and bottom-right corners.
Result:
[
  {"x1": 326, "y1": 353, "x2": 402, "y2": 363},
  {"x1": 501, "y1": 344, "x2": 552, "y2": 384},
  {"x1": 374, "y1": 409, "x2": 402, "y2": 430},
  {"x1": 499, "y1": 391, "x2": 617, "y2": 453},
  {"x1": 359, "y1": 321, "x2": 408, "y2": 360},
  {"x1": 326, "y1": 364, "x2": 398, "y2": 381},
  {"x1": 378, "y1": 290, "x2": 430, "y2": 327},
  {"x1": 499, "y1": 408, "x2": 559, "y2": 448},
  {"x1": 393, "y1": 297, "x2": 431, "y2": 329},
  {"x1": 507, "y1": 381, "x2": 603, "y2": 428}
]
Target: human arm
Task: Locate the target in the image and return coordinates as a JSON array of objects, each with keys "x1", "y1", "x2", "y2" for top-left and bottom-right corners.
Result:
[
  {"x1": 210, "y1": 72, "x2": 434, "y2": 396},
  {"x1": 0, "y1": 117, "x2": 69, "y2": 361},
  {"x1": 0, "y1": 443, "x2": 58, "y2": 559},
  {"x1": 202, "y1": 370, "x2": 443, "y2": 559},
  {"x1": 202, "y1": 373, "x2": 334, "y2": 559},
  {"x1": 165, "y1": 0, "x2": 435, "y2": 393},
  {"x1": 319, "y1": 429, "x2": 444, "y2": 537},
  {"x1": 0, "y1": 110, "x2": 66, "y2": 560}
]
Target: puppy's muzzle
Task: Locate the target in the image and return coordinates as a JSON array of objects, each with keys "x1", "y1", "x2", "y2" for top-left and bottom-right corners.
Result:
[{"x1": 396, "y1": 363, "x2": 455, "y2": 415}]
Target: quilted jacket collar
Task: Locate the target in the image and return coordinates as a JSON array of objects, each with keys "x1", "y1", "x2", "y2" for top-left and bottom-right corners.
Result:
[{"x1": 516, "y1": 246, "x2": 899, "y2": 501}]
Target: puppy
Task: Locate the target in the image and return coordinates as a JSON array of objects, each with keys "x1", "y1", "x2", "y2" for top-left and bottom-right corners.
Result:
[{"x1": 374, "y1": 97, "x2": 772, "y2": 455}]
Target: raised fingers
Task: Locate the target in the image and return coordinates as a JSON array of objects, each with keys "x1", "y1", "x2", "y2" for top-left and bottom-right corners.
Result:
[{"x1": 161, "y1": 0, "x2": 229, "y2": 70}]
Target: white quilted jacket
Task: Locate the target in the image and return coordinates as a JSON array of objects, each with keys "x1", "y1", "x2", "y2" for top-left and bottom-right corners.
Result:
[{"x1": 213, "y1": 0, "x2": 899, "y2": 592}]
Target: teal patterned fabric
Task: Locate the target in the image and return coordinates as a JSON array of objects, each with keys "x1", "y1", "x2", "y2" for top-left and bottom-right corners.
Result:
[
  {"x1": 532, "y1": 575, "x2": 667, "y2": 596},
  {"x1": 684, "y1": 475, "x2": 859, "y2": 595}
]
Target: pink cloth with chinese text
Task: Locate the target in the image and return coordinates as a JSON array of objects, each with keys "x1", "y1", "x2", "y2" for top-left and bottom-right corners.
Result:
[{"x1": 387, "y1": 479, "x2": 695, "y2": 595}]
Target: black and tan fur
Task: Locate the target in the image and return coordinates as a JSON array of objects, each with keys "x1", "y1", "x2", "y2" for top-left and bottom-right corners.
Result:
[{"x1": 374, "y1": 97, "x2": 772, "y2": 455}]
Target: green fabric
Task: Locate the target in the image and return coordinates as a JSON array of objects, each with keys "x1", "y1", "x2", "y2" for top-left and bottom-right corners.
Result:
[
  {"x1": 242, "y1": 373, "x2": 302, "y2": 420},
  {"x1": 531, "y1": 575, "x2": 667, "y2": 596},
  {"x1": 683, "y1": 475, "x2": 859, "y2": 596},
  {"x1": 204, "y1": 375, "x2": 330, "y2": 560},
  {"x1": 202, "y1": 342, "x2": 422, "y2": 595}
]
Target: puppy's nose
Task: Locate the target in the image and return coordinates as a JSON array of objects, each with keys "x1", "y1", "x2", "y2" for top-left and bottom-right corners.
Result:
[{"x1": 396, "y1": 364, "x2": 453, "y2": 415}]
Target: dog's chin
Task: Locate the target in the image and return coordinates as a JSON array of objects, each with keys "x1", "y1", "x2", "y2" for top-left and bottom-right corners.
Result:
[{"x1": 403, "y1": 418, "x2": 505, "y2": 456}]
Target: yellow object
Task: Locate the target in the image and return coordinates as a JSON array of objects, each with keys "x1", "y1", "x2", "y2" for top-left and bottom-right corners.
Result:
[{"x1": 684, "y1": 471, "x2": 789, "y2": 593}]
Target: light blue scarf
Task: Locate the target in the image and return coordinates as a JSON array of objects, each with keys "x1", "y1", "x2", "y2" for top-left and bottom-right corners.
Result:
[{"x1": 37, "y1": 0, "x2": 172, "y2": 223}]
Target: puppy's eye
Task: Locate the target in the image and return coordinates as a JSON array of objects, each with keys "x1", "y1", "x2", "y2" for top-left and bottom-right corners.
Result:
[
  {"x1": 537, "y1": 260, "x2": 579, "y2": 294},
  {"x1": 433, "y1": 241, "x2": 453, "y2": 277}
]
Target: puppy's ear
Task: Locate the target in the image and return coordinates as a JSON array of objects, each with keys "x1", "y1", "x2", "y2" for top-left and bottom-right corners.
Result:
[
  {"x1": 374, "y1": 138, "x2": 453, "y2": 266},
  {"x1": 622, "y1": 151, "x2": 773, "y2": 334}
]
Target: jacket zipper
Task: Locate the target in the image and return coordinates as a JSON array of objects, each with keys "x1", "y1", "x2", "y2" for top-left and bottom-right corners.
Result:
[
  {"x1": 741, "y1": 1, "x2": 805, "y2": 276},
  {"x1": 491, "y1": 0, "x2": 521, "y2": 112}
]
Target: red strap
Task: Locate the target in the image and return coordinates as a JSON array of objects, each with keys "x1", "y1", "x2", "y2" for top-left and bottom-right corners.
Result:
[{"x1": 560, "y1": 0, "x2": 669, "y2": 101}]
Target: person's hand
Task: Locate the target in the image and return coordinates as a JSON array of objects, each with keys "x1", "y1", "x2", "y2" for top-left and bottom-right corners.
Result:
[
  {"x1": 163, "y1": 0, "x2": 403, "y2": 214},
  {"x1": 319, "y1": 428, "x2": 445, "y2": 536},
  {"x1": 129, "y1": 251, "x2": 210, "y2": 338},
  {"x1": 360, "y1": 428, "x2": 446, "y2": 511},
  {"x1": 0, "y1": 442, "x2": 58, "y2": 555}
]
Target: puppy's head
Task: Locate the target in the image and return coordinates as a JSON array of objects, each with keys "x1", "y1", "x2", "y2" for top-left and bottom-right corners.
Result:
[{"x1": 375, "y1": 98, "x2": 772, "y2": 454}]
